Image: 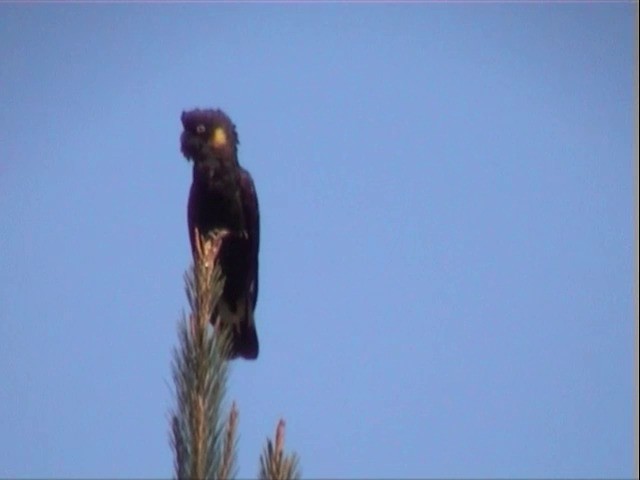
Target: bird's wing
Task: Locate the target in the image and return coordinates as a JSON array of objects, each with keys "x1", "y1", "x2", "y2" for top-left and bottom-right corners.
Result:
[
  {"x1": 239, "y1": 167, "x2": 260, "y2": 308},
  {"x1": 187, "y1": 181, "x2": 198, "y2": 257}
]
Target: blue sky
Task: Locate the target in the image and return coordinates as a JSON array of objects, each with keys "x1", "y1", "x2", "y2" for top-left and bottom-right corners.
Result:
[{"x1": 0, "y1": 3, "x2": 636, "y2": 478}]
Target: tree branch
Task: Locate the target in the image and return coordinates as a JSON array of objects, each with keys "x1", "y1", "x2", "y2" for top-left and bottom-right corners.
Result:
[{"x1": 171, "y1": 229, "x2": 234, "y2": 479}]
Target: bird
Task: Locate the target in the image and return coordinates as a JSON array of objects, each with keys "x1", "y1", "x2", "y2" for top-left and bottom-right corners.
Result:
[{"x1": 180, "y1": 108, "x2": 260, "y2": 360}]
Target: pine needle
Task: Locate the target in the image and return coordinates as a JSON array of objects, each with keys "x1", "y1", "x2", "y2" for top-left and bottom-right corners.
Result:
[
  {"x1": 259, "y1": 420, "x2": 301, "y2": 480},
  {"x1": 217, "y1": 401, "x2": 239, "y2": 480}
]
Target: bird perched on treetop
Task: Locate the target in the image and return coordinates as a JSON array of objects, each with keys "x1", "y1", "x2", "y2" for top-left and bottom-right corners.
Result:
[{"x1": 180, "y1": 108, "x2": 260, "y2": 360}]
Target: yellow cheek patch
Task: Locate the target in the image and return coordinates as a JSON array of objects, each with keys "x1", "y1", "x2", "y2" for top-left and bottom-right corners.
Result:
[{"x1": 211, "y1": 127, "x2": 227, "y2": 147}]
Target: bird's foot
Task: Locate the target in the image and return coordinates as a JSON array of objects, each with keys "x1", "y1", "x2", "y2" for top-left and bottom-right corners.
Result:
[{"x1": 194, "y1": 227, "x2": 231, "y2": 268}]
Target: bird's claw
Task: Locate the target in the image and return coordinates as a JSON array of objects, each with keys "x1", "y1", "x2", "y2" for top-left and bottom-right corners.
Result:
[{"x1": 194, "y1": 227, "x2": 230, "y2": 268}]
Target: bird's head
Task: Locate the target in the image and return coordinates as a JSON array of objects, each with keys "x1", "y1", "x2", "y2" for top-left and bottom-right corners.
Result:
[{"x1": 180, "y1": 108, "x2": 239, "y2": 163}]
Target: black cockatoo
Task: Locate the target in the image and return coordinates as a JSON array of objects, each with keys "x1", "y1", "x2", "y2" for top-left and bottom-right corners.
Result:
[{"x1": 180, "y1": 108, "x2": 260, "y2": 360}]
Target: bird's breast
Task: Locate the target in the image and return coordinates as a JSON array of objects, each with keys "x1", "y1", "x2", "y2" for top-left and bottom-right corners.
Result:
[{"x1": 192, "y1": 166, "x2": 245, "y2": 232}]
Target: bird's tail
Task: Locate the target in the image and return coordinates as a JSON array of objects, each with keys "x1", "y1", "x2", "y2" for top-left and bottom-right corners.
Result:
[
  {"x1": 230, "y1": 316, "x2": 259, "y2": 360},
  {"x1": 214, "y1": 300, "x2": 259, "y2": 360}
]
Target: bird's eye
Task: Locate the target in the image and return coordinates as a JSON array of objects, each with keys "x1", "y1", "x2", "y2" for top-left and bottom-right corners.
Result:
[{"x1": 196, "y1": 124, "x2": 206, "y2": 134}]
